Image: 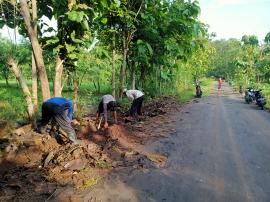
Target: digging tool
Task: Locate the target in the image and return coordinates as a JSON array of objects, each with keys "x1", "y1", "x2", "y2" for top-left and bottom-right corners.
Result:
[{"x1": 97, "y1": 116, "x2": 103, "y2": 130}]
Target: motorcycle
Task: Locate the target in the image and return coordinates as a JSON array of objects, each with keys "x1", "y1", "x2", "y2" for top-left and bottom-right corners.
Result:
[
  {"x1": 244, "y1": 87, "x2": 255, "y2": 104},
  {"x1": 254, "y1": 89, "x2": 266, "y2": 110}
]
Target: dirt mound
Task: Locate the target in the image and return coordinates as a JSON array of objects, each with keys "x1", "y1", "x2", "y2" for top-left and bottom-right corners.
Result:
[
  {"x1": 0, "y1": 96, "x2": 181, "y2": 201},
  {"x1": 0, "y1": 120, "x2": 9, "y2": 137},
  {"x1": 0, "y1": 121, "x2": 147, "y2": 201},
  {"x1": 142, "y1": 96, "x2": 180, "y2": 117}
]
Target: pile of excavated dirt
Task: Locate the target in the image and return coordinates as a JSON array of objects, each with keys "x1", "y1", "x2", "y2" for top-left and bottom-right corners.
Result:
[
  {"x1": 120, "y1": 96, "x2": 181, "y2": 141},
  {"x1": 142, "y1": 96, "x2": 180, "y2": 117},
  {"x1": 0, "y1": 96, "x2": 181, "y2": 201}
]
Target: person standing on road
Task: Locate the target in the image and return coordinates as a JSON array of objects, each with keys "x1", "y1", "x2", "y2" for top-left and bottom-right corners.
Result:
[
  {"x1": 39, "y1": 97, "x2": 79, "y2": 144},
  {"x1": 218, "y1": 78, "x2": 222, "y2": 90},
  {"x1": 123, "y1": 89, "x2": 144, "y2": 119},
  {"x1": 96, "y1": 94, "x2": 117, "y2": 129}
]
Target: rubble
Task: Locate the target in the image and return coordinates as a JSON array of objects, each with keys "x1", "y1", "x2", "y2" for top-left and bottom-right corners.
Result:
[{"x1": 0, "y1": 96, "x2": 181, "y2": 201}]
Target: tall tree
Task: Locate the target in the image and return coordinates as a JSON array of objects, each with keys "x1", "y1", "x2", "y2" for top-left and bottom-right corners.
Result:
[
  {"x1": 241, "y1": 35, "x2": 259, "y2": 46},
  {"x1": 118, "y1": 0, "x2": 144, "y2": 96},
  {"x1": 31, "y1": 0, "x2": 38, "y2": 108},
  {"x1": 20, "y1": 0, "x2": 51, "y2": 101},
  {"x1": 7, "y1": 58, "x2": 35, "y2": 122}
]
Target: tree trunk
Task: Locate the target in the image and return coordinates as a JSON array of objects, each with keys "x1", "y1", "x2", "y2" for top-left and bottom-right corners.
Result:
[
  {"x1": 131, "y1": 63, "x2": 136, "y2": 89},
  {"x1": 112, "y1": 32, "x2": 116, "y2": 97},
  {"x1": 32, "y1": 54, "x2": 38, "y2": 107},
  {"x1": 155, "y1": 67, "x2": 158, "y2": 92},
  {"x1": 54, "y1": 56, "x2": 64, "y2": 97},
  {"x1": 73, "y1": 79, "x2": 79, "y2": 112},
  {"x1": 97, "y1": 79, "x2": 100, "y2": 93},
  {"x1": 159, "y1": 67, "x2": 162, "y2": 94},
  {"x1": 93, "y1": 81, "x2": 97, "y2": 90},
  {"x1": 67, "y1": 75, "x2": 73, "y2": 90},
  {"x1": 31, "y1": 0, "x2": 38, "y2": 108},
  {"x1": 8, "y1": 58, "x2": 35, "y2": 124},
  {"x1": 119, "y1": 32, "x2": 128, "y2": 97},
  {"x1": 20, "y1": 0, "x2": 50, "y2": 101},
  {"x1": 4, "y1": 75, "x2": 9, "y2": 86}
]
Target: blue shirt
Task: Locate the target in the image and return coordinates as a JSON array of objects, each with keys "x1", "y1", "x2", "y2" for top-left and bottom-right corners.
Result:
[{"x1": 45, "y1": 97, "x2": 73, "y2": 120}]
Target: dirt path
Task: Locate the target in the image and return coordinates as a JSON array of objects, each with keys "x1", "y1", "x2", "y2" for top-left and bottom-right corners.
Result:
[{"x1": 83, "y1": 84, "x2": 270, "y2": 202}]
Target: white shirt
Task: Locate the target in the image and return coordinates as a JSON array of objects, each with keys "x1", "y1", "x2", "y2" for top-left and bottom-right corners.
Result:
[
  {"x1": 126, "y1": 90, "x2": 144, "y2": 100},
  {"x1": 102, "y1": 94, "x2": 116, "y2": 104},
  {"x1": 101, "y1": 94, "x2": 116, "y2": 122}
]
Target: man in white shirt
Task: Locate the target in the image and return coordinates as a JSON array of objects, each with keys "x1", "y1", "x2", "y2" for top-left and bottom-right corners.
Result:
[
  {"x1": 123, "y1": 89, "x2": 144, "y2": 119},
  {"x1": 96, "y1": 94, "x2": 117, "y2": 128}
]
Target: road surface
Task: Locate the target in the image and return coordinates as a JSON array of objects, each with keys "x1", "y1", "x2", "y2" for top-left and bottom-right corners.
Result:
[{"x1": 86, "y1": 84, "x2": 270, "y2": 202}]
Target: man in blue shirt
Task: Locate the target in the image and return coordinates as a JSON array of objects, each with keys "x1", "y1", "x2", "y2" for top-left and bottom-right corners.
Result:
[{"x1": 40, "y1": 97, "x2": 78, "y2": 144}]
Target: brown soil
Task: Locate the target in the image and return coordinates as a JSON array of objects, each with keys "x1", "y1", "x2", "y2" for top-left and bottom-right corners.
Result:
[{"x1": 0, "y1": 96, "x2": 181, "y2": 201}]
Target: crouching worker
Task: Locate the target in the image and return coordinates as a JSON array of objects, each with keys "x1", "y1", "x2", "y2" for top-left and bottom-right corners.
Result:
[
  {"x1": 96, "y1": 94, "x2": 117, "y2": 129},
  {"x1": 39, "y1": 97, "x2": 79, "y2": 144},
  {"x1": 123, "y1": 89, "x2": 144, "y2": 119}
]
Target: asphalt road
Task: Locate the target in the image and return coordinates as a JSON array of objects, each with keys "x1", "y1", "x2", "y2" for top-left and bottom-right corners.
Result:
[{"x1": 86, "y1": 84, "x2": 270, "y2": 202}]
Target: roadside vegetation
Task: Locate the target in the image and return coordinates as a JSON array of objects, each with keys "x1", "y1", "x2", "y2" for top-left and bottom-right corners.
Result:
[
  {"x1": 0, "y1": 0, "x2": 269, "y2": 126},
  {"x1": 208, "y1": 34, "x2": 270, "y2": 108},
  {"x1": 0, "y1": 1, "x2": 270, "y2": 201},
  {"x1": 0, "y1": 77, "x2": 215, "y2": 126},
  {"x1": 0, "y1": 0, "x2": 216, "y2": 127}
]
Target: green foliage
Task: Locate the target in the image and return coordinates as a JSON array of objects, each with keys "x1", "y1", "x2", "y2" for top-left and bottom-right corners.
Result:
[
  {"x1": 0, "y1": 81, "x2": 28, "y2": 124},
  {"x1": 265, "y1": 32, "x2": 270, "y2": 44},
  {"x1": 209, "y1": 34, "x2": 270, "y2": 99},
  {"x1": 209, "y1": 39, "x2": 242, "y2": 79},
  {"x1": 74, "y1": 45, "x2": 122, "y2": 94},
  {"x1": 241, "y1": 35, "x2": 259, "y2": 46},
  {"x1": 0, "y1": 0, "x2": 217, "y2": 124},
  {"x1": 0, "y1": 37, "x2": 12, "y2": 84},
  {"x1": 0, "y1": 36, "x2": 31, "y2": 82}
]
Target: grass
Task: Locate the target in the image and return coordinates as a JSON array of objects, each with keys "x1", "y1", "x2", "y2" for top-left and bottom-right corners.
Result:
[
  {"x1": 78, "y1": 177, "x2": 98, "y2": 191},
  {"x1": 200, "y1": 78, "x2": 215, "y2": 97},
  {"x1": 177, "y1": 88, "x2": 195, "y2": 103},
  {"x1": 177, "y1": 78, "x2": 215, "y2": 103},
  {"x1": 0, "y1": 81, "x2": 28, "y2": 125},
  {"x1": 0, "y1": 80, "x2": 109, "y2": 126},
  {"x1": 0, "y1": 78, "x2": 215, "y2": 127}
]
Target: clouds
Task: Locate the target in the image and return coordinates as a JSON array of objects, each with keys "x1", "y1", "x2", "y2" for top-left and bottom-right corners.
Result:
[
  {"x1": 199, "y1": 0, "x2": 270, "y2": 41},
  {"x1": 203, "y1": 0, "x2": 267, "y2": 7},
  {"x1": 216, "y1": 0, "x2": 248, "y2": 6}
]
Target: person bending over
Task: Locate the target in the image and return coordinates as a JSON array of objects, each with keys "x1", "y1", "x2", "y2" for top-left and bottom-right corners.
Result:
[
  {"x1": 96, "y1": 94, "x2": 117, "y2": 129},
  {"x1": 123, "y1": 89, "x2": 144, "y2": 119},
  {"x1": 40, "y1": 97, "x2": 79, "y2": 144}
]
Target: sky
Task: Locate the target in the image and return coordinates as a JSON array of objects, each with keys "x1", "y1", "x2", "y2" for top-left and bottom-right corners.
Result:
[
  {"x1": 198, "y1": 0, "x2": 270, "y2": 41},
  {"x1": 0, "y1": 16, "x2": 56, "y2": 44}
]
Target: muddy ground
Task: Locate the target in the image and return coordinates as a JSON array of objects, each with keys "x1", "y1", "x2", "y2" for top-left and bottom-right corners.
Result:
[{"x1": 0, "y1": 96, "x2": 181, "y2": 202}]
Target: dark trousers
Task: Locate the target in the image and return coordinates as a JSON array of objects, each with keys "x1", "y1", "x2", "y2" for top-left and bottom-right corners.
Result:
[
  {"x1": 130, "y1": 96, "x2": 144, "y2": 116},
  {"x1": 41, "y1": 102, "x2": 76, "y2": 142}
]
